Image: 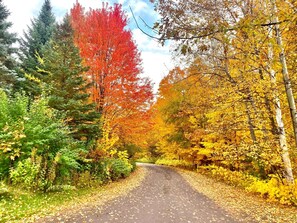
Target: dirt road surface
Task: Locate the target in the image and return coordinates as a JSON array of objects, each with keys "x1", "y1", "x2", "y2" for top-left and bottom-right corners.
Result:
[{"x1": 41, "y1": 164, "x2": 239, "y2": 223}]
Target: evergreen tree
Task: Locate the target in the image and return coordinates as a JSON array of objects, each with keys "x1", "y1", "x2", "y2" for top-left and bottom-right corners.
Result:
[
  {"x1": 40, "y1": 16, "x2": 100, "y2": 141},
  {"x1": 0, "y1": 0, "x2": 18, "y2": 93},
  {"x1": 18, "y1": 0, "x2": 55, "y2": 97}
]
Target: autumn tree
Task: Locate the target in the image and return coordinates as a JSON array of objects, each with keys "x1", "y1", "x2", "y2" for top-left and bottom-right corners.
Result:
[
  {"x1": 268, "y1": 0, "x2": 297, "y2": 152},
  {"x1": 70, "y1": 2, "x2": 153, "y2": 149},
  {"x1": 153, "y1": 68, "x2": 190, "y2": 160}
]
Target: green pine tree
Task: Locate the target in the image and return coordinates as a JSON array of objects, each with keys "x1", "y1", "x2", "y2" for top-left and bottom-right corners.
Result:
[
  {"x1": 40, "y1": 15, "x2": 100, "y2": 142},
  {"x1": 0, "y1": 0, "x2": 18, "y2": 93},
  {"x1": 18, "y1": 0, "x2": 55, "y2": 98}
]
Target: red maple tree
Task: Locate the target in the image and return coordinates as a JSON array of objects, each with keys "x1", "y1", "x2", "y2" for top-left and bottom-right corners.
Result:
[{"x1": 70, "y1": 2, "x2": 153, "y2": 144}]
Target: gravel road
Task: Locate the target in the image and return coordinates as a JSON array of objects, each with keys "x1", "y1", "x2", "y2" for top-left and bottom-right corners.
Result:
[{"x1": 43, "y1": 164, "x2": 239, "y2": 223}]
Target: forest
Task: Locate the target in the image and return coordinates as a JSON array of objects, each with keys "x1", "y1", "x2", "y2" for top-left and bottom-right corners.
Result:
[{"x1": 1, "y1": 0, "x2": 297, "y2": 220}]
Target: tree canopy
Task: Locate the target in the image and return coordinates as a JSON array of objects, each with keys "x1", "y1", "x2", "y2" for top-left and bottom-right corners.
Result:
[{"x1": 18, "y1": 0, "x2": 56, "y2": 97}]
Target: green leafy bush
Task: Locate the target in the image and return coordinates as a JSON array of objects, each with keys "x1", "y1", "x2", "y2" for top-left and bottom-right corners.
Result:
[
  {"x1": 91, "y1": 153, "x2": 133, "y2": 183},
  {"x1": 0, "y1": 91, "x2": 28, "y2": 171},
  {"x1": 131, "y1": 160, "x2": 137, "y2": 171},
  {"x1": 0, "y1": 89, "x2": 133, "y2": 192},
  {"x1": 112, "y1": 150, "x2": 133, "y2": 179},
  {"x1": 10, "y1": 158, "x2": 40, "y2": 190},
  {"x1": 92, "y1": 159, "x2": 112, "y2": 182},
  {"x1": 110, "y1": 159, "x2": 132, "y2": 180},
  {"x1": 0, "y1": 90, "x2": 81, "y2": 191}
]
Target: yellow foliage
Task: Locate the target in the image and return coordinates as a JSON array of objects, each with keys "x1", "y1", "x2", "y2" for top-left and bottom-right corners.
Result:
[
  {"x1": 0, "y1": 123, "x2": 26, "y2": 160},
  {"x1": 204, "y1": 166, "x2": 297, "y2": 206},
  {"x1": 98, "y1": 118, "x2": 119, "y2": 153},
  {"x1": 197, "y1": 148, "x2": 213, "y2": 156},
  {"x1": 247, "y1": 178, "x2": 297, "y2": 205},
  {"x1": 155, "y1": 158, "x2": 193, "y2": 168},
  {"x1": 24, "y1": 73, "x2": 41, "y2": 83}
]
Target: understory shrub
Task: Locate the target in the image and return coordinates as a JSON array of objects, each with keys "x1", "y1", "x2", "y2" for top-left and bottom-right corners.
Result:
[
  {"x1": 76, "y1": 171, "x2": 94, "y2": 187},
  {"x1": 110, "y1": 159, "x2": 132, "y2": 180},
  {"x1": 0, "y1": 90, "x2": 82, "y2": 191},
  {"x1": 9, "y1": 158, "x2": 40, "y2": 190},
  {"x1": 247, "y1": 178, "x2": 297, "y2": 205},
  {"x1": 199, "y1": 165, "x2": 297, "y2": 206},
  {"x1": 91, "y1": 151, "x2": 134, "y2": 183},
  {"x1": 96, "y1": 158, "x2": 133, "y2": 182},
  {"x1": 207, "y1": 165, "x2": 256, "y2": 188},
  {"x1": 131, "y1": 160, "x2": 137, "y2": 171},
  {"x1": 0, "y1": 90, "x2": 135, "y2": 193}
]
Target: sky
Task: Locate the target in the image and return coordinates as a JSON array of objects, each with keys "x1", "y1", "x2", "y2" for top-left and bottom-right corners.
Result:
[{"x1": 3, "y1": 0, "x2": 174, "y2": 93}]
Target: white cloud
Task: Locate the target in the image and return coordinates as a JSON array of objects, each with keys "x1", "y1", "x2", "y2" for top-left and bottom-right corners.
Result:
[
  {"x1": 4, "y1": 0, "x2": 40, "y2": 35},
  {"x1": 133, "y1": 1, "x2": 148, "y2": 13},
  {"x1": 118, "y1": 0, "x2": 157, "y2": 19},
  {"x1": 132, "y1": 29, "x2": 163, "y2": 52},
  {"x1": 4, "y1": 0, "x2": 108, "y2": 35},
  {"x1": 141, "y1": 51, "x2": 173, "y2": 93},
  {"x1": 51, "y1": 0, "x2": 103, "y2": 12},
  {"x1": 132, "y1": 28, "x2": 174, "y2": 92}
]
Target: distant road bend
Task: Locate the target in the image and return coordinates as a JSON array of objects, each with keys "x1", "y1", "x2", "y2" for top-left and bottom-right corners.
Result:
[{"x1": 42, "y1": 163, "x2": 240, "y2": 223}]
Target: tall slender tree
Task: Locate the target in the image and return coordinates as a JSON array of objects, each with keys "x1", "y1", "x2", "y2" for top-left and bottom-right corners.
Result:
[
  {"x1": 70, "y1": 3, "x2": 153, "y2": 146},
  {"x1": 40, "y1": 15, "x2": 100, "y2": 142},
  {"x1": 0, "y1": 0, "x2": 18, "y2": 93},
  {"x1": 270, "y1": 0, "x2": 297, "y2": 151},
  {"x1": 18, "y1": 0, "x2": 55, "y2": 98}
]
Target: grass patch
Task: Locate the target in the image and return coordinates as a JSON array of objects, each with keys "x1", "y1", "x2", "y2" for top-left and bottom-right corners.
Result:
[{"x1": 0, "y1": 184, "x2": 101, "y2": 223}]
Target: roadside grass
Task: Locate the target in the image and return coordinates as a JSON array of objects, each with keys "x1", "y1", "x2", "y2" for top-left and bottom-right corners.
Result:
[
  {"x1": 0, "y1": 185, "x2": 98, "y2": 223},
  {"x1": 0, "y1": 167, "x2": 147, "y2": 223}
]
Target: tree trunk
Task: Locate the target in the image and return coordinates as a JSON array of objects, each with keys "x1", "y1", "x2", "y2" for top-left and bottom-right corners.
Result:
[
  {"x1": 271, "y1": 0, "x2": 297, "y2": 149},
  {"x1": 267, "y1": 25, "x2": 294, "y2": 183}
]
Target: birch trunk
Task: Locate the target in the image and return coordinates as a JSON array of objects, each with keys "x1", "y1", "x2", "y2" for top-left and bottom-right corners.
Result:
[
  {"x1": 267, "y1": 25, "x2": 294, "y2": 183},
  {"x1": 271, "y1": 0, "x2": 297, "y2": 149},
  {"x1": 272, "y1": 87, "x2": 294, "y2": 184}
]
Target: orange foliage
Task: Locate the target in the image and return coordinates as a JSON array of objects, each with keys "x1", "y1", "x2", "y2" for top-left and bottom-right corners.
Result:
[{"x1": 70, "y1": 2, "x2": 153, "y2": 145}]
